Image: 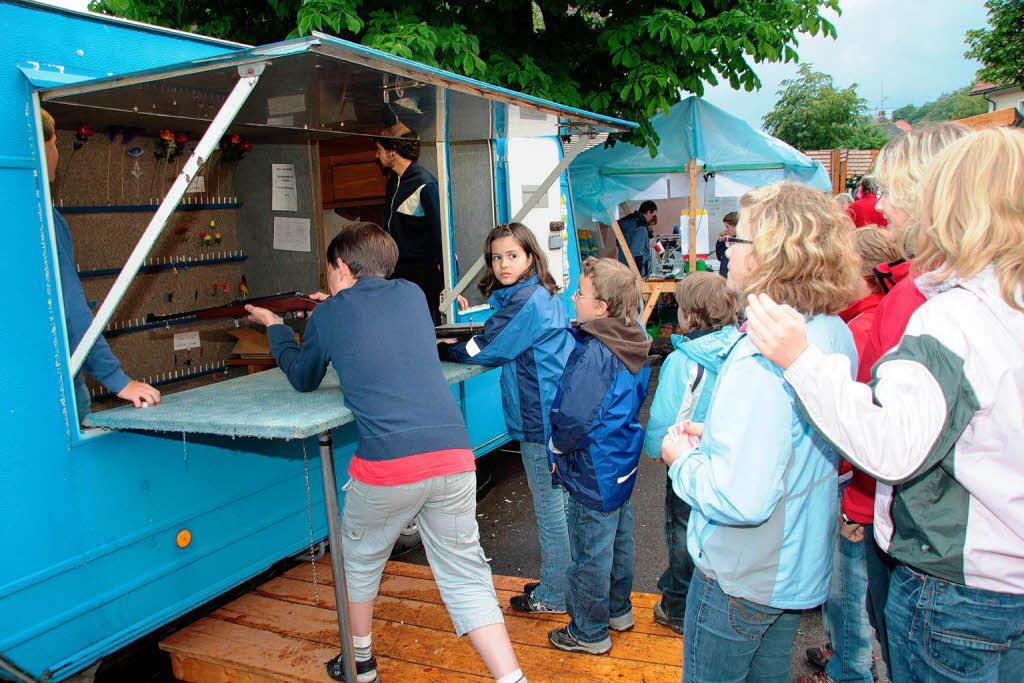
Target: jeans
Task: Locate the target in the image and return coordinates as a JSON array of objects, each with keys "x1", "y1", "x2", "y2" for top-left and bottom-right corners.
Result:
[
  {"x1": 519, "y1": 440, "x2": 570, "y2": 609},
  {"x1": 73, "y1": 373, "x2": 91, "y2": 424},
  {"x1": 865, "y1": 531, "x2": 894, "y2": 671},
  {"x1": 885, "y1": 564, "x2": 1024, "y2": 682},
  {"x1": 657, "y1": 473, "x2": 693, "y2": 627},
  {"x1": 683, "y1": 568, "x2": 802, "y2": 683},
  {"x1": 565, "y1": 496, "x2": 634, "y2": 644},
  {"x1": 824, "y1": 531, "x2": 873, "y2": 682},
  {"x1": 341, "y1": 472, "x2": 504, "y2": 636}
]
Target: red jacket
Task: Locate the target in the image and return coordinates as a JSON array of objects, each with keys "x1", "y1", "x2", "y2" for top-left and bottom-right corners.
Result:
[
  {"x1": 841, "y1": 260, "x2": 925, "y2": 523},
  {"x1": 847, "y1": 193, "x2": 888, "y2": 228}
]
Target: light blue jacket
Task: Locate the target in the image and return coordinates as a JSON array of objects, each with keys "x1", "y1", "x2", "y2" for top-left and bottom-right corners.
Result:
[
  {"x1": 669, "y1": 315, "x2": 856, "y2": 609},
  {"x1": 643, "y1": 326, "x2": 740, "y2": 460}
]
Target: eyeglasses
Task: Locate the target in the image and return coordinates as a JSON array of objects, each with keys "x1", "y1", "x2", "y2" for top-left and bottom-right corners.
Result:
[
  {"x1": 573, "y1": 289, "x2": 601, "y2": 301},
  {"x1": 726, "y1": 236, "x2": 753, "y2": 245}
]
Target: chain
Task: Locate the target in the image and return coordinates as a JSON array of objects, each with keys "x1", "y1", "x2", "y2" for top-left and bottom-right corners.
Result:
[{"x1": 302, "y1": 439, "x2": 320, "y2": 604}]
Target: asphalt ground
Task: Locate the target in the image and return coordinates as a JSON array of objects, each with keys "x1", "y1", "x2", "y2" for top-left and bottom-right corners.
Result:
[{"x1": 402, "y1": 352, "x2": 889, "y2": 681}]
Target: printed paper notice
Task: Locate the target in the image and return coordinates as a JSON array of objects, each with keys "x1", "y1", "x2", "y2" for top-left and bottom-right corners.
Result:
[
  {"x1": 274, "y1": 217, "x2": 311, "y2": 252},
  {"x1": 186, "y1": 175, "x2": 205, "y2": 194},
  {"x1": 272, "y1": 163, "x2": 297, "y2": 212},
  {"x1": 173, "y1": 331, "x2": 201, "y2": 351}
]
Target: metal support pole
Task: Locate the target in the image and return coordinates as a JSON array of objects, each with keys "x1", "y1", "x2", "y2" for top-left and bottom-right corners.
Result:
[
  {"x1": 439, "y1": 130, "x2": 595, "y2": 312},
  {"x1": 70, "y1": 63, "x2": 266, "y2": 377},
  {"x1": 319, "y1": 431, "x2": 357, "y2": 683}
]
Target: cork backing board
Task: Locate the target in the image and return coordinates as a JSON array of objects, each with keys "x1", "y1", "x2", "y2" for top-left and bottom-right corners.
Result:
[{"x1": 54, "y1": 128, "x2": 280, "y2": 409}]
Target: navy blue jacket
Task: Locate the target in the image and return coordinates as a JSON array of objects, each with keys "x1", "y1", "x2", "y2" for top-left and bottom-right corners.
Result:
[
  {"x1": 267, "y1": 277, "x2": 470, "y2": 461},
  {"x1": 548, "y1": 318, "x2": 652, "y2": 512},
  {"x1": 54, "y1": 209, "x2": 130, "y2": 392},
  {"x1": 448, "y1": 276, "x2": 574, "y2": 443},
  {"x1": 385, "y1": 161, "x2": 442, "y2": 265}
]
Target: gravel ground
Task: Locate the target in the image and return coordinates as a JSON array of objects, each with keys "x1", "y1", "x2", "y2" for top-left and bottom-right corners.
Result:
[{"x1": 402, "y1": 353, "x2": 890, "y2": 681}]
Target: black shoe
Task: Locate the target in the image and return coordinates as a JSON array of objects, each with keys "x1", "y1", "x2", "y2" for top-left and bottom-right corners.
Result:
[
  {"x1": 653, "y1": 601, "x2": 684, "y2": 634},
  {"x1": 547, "y1": 626, "x2": 611, "y2": 655},
  {"x1": 523, "y1": 581, "x2": 540, "y2": 595},
  {"x1": 325, "y1": 654, "x2": 379, "y2": 682},
  {"x1": 509, "y1": 592, "x2": 567, "y2": 614},
  {"x1": 805, "y1": 643, "x2": 834, "y2": 669}
]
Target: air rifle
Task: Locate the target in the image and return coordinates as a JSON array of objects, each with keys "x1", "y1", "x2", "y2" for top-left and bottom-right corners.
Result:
[
  {"x1": 434, "y1": 322, "x2": 484, "y2": 341},
  {"x1": 146, "y1": 291, "x2": 317, "y2": 324}
]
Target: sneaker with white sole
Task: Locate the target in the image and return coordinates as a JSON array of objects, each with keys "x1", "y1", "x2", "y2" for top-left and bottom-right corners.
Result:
[
  {"x1": 547, "y1": 626, "x2": 611, "y2": 655},
  {"x1": 608, "y1": 609, "x2": 635, "y2": 632},
  {"x1": 325, "y1": 654, "x2": 378, "y2": 682},
  {"x1": 509, "y1": 591, "x2": 567, "y2": 614}
]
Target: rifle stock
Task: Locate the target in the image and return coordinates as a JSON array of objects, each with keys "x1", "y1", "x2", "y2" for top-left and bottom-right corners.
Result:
[{"x1": 146, "y1": 292, "x2": 318, "y2": 324}]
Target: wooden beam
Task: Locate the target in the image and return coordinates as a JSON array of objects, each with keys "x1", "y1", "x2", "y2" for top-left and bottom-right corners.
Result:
[
  {"x1": 687, "y1": 159, "x2": 698, "y2": 272},
  {"x1": 956, "y1": 107, "x2": 1022, "y2": 130},
  {"x1": 609, "y1": 218, "x2": 643, "y2": 281}
]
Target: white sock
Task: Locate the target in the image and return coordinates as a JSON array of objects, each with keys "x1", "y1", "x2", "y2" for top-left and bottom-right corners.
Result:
[
  {"x1": 495, "y1": 669, "x2": 525, "y2": 683},
  {"x1": 353, "y1": 633, "x2": 372, "y2": 662}
]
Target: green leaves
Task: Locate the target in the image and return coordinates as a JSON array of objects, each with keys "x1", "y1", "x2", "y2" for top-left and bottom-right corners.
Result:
[{"x1": 965, "y1": 0, "x2": 1024, "y2": 90}]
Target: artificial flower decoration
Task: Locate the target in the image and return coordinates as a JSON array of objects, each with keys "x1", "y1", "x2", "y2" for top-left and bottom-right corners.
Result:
[
  {"x1": 220, "y1": 134, "x2": 253, "y2": 163},
  {"x1": 72, "y1": 125, "x2": 95, "y2": 150}
]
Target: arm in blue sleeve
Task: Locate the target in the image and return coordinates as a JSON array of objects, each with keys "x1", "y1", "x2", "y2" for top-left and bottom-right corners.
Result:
[
  {"x1": 448, "y1": 290, "x2": 542, "y2": 366},
  {"x1": 54, "y1": 211, "x2": 130, "y2": 393},
  {"x1": 267, "y1": 314, "x2": 329, "y2": 392},
  {"x1": 548, "y1": 345, "x2": 611, "y2": 455},
  {"x1": 644, "y1": 352, "x2": 690, "y2": 459},
  {"x1": 667, "y1": 354, "x2": 792, "y2": 526}
]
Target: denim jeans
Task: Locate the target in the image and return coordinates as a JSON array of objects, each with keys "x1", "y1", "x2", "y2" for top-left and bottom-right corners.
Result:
[
  {"x1": 565, "y1": 496, "x2": 635, "y2": 644},
  {"x1": 73, "y1": 373, "x2": 92, "y2": 424},
  {"x1": 657, "y1": 473, "x2": 693, "y2": 627},
  {"x1": 865, "y1": 530, "x2": 894, "y2": 670},
  {"x1": 519, "y1": 440, "x2": 570, "y2": 609},
  {"x1": 683, "y1": 568, "x2": 802, "y2": 683},
  {"x1": 824, "y1": 530, "x2": 873, "y2": 682},
  {"x1": 885, "y1": 564, "x2": 1024, "y2": 683}
]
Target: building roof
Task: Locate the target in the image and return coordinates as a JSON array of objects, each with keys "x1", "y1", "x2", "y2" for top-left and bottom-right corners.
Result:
[
  {"x1": 970, "y1": 80, "x2": 1018, "y2": 95},
  {"x1": 894, "y1": 119, "x2": 912, "y2": 132}
]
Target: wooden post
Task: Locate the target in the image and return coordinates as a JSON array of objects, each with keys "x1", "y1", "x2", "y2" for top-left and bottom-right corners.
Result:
[
  {"x1": 610, "y1": 218, "x2": 642, "y2": 281},
  {"x1": 688, "y1": 158, "x2": 698, "y2": 273},
  {"x1": 830, "y1": 149, "x2": 843, "y2": 195}
]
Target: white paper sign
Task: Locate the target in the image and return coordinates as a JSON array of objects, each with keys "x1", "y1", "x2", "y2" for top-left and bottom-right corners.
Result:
[
  {"x1": 272, "y1": 163, "x2": 297, "y2": 212},
  {"x1": 274, "y1": 217, "x2": 311, "y2": 252},
  {"x1": 173, "y1": 331, "x2": 201, "y2": 350},
  {"x1": 186, "y1": 175, "x2": 205, "y2": 194},
  {"x1": 680, "y1": 211, "x2": 710, "y2": 257},
  {"x1": 267, "y1": 93, "x2": 306, "y2": 116}
]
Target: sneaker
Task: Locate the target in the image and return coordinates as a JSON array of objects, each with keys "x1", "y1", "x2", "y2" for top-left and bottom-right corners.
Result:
[
  {"x1": 805, "y1": 643, "x2": 834, "y2": 669},
  {"x1": 547, "y1": 626, "x2": 611, "y2": 655},
  {"x1": 608, "y1": 609, "x2": 635, "y2": 632},
  {"x1": 523, "y1": 581, "x2": 540, "y2": 595},
  {"x1": 652, "y1": 601, "x2": 684, "y2": 634},
  {"x1": 510, "y1": 592, "x2": 567, "y2": 614},
  {"x1": 325, "y1": 654, "x2": 378, "y2": 682},
  {"x1": 795, "y1": 673, "x2": 829, "y2": 683}
]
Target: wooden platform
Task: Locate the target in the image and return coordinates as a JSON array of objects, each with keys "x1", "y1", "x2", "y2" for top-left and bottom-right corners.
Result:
[{"x1": 161, "y1": 558, "x2": 683, "y2": 681}]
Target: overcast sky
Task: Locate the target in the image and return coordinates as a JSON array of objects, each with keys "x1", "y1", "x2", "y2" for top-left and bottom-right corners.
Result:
[
  {"x1": 702, "y1": 0, "x2": 991, "y2": 129},
  {"x1": 41, "y1": 0, "x2": 991, "y2": 131}
]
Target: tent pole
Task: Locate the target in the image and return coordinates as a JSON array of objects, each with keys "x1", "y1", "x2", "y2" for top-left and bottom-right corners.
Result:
[
  {"x1": 610, "y1": 219, "x2": 641, "y2": 280},
  {"x1": 688, "y1": 158, "x2": 698, "y2": 272}
]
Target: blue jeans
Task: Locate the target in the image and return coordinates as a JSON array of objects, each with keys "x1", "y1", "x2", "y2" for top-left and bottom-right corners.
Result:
[
  {"x1": 565, "y1": 496, "x2": 634, "y2": 644},
  {"x1": 885, "y1": 564, "x2": 1024, "y2": 682},
  {"x1": 865, "y1": 531, "x2": 894, "y2": 670},
  {"x1": 683, "y1": 569, "x2": 802, "y2": 683},
  {"x1": 73, "y1": 373, "x2": 92, "y2": 424},
  {"x1": 824, "y1": 531, "x2": 873, "y2": 682},
  {"x1": 658, "y1": 473, "x2": 693, "y2": 627},
  {"x1": 519, "y1": 440, "x2": 570, "y2": 609}
]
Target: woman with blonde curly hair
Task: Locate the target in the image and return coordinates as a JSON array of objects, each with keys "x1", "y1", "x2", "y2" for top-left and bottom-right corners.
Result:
[
  {"x1": 661, "y1": 182, "x2": 858, "y2": 682},
  {"x1": 746, "y1": 125, "x2": 1024, "y2": 683}
]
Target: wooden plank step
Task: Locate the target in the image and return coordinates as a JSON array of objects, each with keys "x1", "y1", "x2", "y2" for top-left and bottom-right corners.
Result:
[
  {"x1": 285, "y1": 564, "x2": 674, "y2": 636},
  {"x1": 253, "y1": 577, "x2": 681, "y2": 666},
  {"x1": 210, "y1": 592, "x2": 680, "y2": 681},
  {"x1": 161, "y1": 617, "x2": 486, "y2": 682}
]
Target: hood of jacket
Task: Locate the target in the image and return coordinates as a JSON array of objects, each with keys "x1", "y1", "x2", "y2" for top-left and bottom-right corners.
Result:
[
  {"x1": 918, "y1": 266, "x2": 1024, "y2": 353},
  {"x1": 488, "y1": 275, "x2": 542, "y2": 309},
  {"x1": 874, "y1": 257, "x2": 913, "y2": 294},
  {"x1": 669, "y1": 325, "x2": 741, "y2": 374},
  {"x1": 581, "y1": 317, "x2": 651, "y2": 374}
]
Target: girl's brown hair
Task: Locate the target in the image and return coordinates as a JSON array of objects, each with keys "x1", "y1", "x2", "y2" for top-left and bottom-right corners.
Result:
[
  {"x1": 853, "y1": 227, "x2": 900, "y2": 293},
  {"x1": 740, "y1": 182, "x2": 858, "y2": 316},
  {"x1": 478, "y1": 223, "x2": 558, "y2": 298}
]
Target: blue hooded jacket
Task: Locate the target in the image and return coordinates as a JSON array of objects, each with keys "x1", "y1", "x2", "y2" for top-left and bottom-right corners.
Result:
[
  {"x1": 448, "y1": 276, "x2": 574, "y2": 443},
  {"x1": 669, "y1": 315, "x2": 856, "y2": 609},
  {"x1": 548, "y1": 318, "x2": 652, "y2": 512},
  {"x1": 643, "y1": 325, "x2": 741, "y2": 460}
]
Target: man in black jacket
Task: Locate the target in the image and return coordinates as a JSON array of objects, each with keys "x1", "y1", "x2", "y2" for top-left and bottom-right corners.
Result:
[
  {"x1": 616, "y1": 200, "x2": 656, "y2": 278},
  {"x1": 376, "y1": 133, "x2": 444, "y2": 323}
]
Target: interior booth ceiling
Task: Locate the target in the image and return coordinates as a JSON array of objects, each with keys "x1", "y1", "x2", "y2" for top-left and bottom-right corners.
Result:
[{"x1": 39, "y1": 33, "x2": 634, "y2": 143}]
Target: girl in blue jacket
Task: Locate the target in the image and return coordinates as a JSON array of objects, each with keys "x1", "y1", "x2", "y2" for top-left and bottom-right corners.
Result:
[{"x1": 444, "y1": 223, "x2": 575, "y2": 613}]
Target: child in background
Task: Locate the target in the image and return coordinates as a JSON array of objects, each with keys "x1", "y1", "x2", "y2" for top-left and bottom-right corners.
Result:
[
  {"x1": 714, "y1": 212, "x2": 738, "y2": 280},
  {"x1": 643, "y1": 272, "x2": 740, "y2": 634},
  {"x1": 442, "y1": 223, "x2": 575, "y2": 613},
  {"x1": 545, "y1": 257, "x2": 651, "y2": 654},
  {"x1": 247, "y1": 223, "x2": 523, "y2": 683}
]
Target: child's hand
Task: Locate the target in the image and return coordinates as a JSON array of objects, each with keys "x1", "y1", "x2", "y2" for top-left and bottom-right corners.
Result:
[
  {"x1": 456, "y1": 295, "x2": 469, "y2": 312},
  {"x1": 306, "y1": 291, "x2": 330, "y2": 302},
  {"x1": 661, "y1": 421, "x2": 701, "y2": 466},
  {"x1": 437, "y1": 337, "x2": 457, "y2": 344},
  {"x1": 245, "y1": 304, "x2": 284, "y2": 328}
]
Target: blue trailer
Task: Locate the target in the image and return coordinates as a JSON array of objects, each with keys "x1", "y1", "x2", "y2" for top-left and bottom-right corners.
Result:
[{"x1": 0, "y1": 2, "x2": 635, "y2": 680}]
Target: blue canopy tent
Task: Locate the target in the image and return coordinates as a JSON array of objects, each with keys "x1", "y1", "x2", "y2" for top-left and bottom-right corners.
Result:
[{"x1": 568, "y1": 96, "x2": 831, "y2": 272}]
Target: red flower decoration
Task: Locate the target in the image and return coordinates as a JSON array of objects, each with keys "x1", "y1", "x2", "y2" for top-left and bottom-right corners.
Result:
[
  {"x1": 230, "y1": 134, "x2": 241, "y2": 144},
  {"x1": 174, "y1": 132, "x2": 188, "y2": 144},
  {"x1": 159, "y1": 129, "x2": 174, "y2": 142},
  {"x1": 240, "y1": 141, "x2": 254, "y2": 152},
  {"x1": 77, "y1": 125, "x2": 95, "y2": 138}
]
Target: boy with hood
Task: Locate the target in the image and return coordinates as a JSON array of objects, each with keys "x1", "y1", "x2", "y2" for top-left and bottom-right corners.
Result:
[
  {"x1": 545, "y1": 257, "x2": 652, "y2": 655},
  {"x1": 643, "y1": 272, "x2": 740, "y2": 634}
]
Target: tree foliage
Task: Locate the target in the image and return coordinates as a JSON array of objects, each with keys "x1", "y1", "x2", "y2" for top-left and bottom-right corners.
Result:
[
  {"x1": 891, "y1": 87, "x2": 988, "y2": 125},
  {"x1": 761, "y1": 64, "x2": 888, "y2": 150},
  {"x1": 965, "y1": 0, "x2": 1024, "y2": 90},
  {"x1": 88, "y1": 0, "x2": 841, "y2": 154}
]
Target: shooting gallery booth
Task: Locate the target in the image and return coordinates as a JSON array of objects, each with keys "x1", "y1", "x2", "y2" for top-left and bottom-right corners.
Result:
[{"x1": 0, "y1": 2, "x2": 634, "y2": 680}]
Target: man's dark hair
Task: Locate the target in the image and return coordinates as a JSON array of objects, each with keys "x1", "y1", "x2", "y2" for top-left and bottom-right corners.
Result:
[
  {"x1": 858, "y1": 176, "x2": 880, "y2": 195},
  {"x1": 723, "y1": 211, "x2": 738, "y2": 227},
  {"x1": 376, "y1": 132, "x2": 421, "y2": 162},
  {"x1": 639, "y1": 200, "x2": 658, "y2": 214},
  {"x1": 326, "y1": 222, "x2": 399, "y2": 278}
]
